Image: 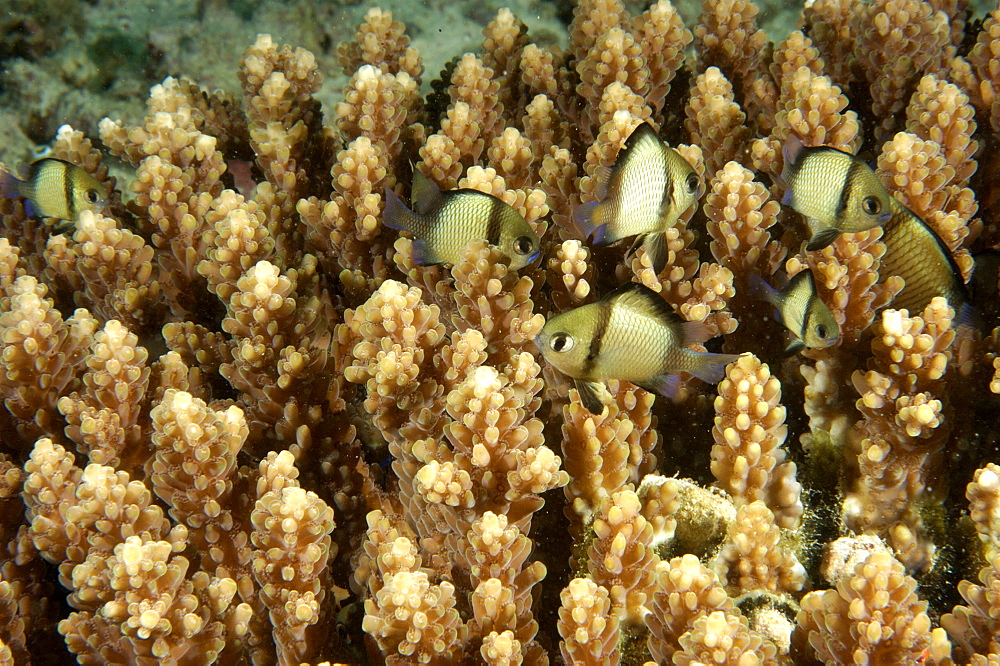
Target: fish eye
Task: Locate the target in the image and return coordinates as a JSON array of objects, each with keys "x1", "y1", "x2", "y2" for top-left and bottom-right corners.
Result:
[
  {"x1": 550, "y1": 333, "x2": 573, "y2": 353},
  {"x1": 861, "y1": 195, "x2": 881, "y2": 216},
  {"x1": 513, "y1": 235, "x2": 534, "y2": 255},
  {"x1": 85, "y1": 189, "x2": 100, "y2": 204},
  {"x1": 816, "y1": 324, "x2": 828, "y2": 339},
  {"x1": 685, "y1": 172, "x2": 700, "y2": 194}
]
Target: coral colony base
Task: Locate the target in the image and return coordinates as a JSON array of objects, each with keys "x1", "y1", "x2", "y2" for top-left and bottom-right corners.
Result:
[{"x1": 2, "y1": 0, "x2": 1000, "y2": 663}]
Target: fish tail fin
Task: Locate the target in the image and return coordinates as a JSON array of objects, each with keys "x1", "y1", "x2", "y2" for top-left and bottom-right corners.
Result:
[
  {"x1": 573, "y1": 201, "x2": 608, "y2": 243},
  {"x1": 0, "y1": 170, "x2": 21, "y2": 200},
  {"x1": 747, "y1": 273, "x2": 780, "y2": 307},
  {"x1": 782, "y1": 134, "x2": 805, "y2": 173},
  {"x1": 382, "y1": 185, "x2": 414, "y2": 233},
  {"x1": 640, "y1": 232, "x2": 668, "y2": 275},
  {"x1": 592, "y1": 165, "x2": 612, "y2": 201},
  {"x1": 685, "y1": 351, "x2": 742, "y2": 386},
  {"x1": 806, "y1": 226, "x2": 841, "y2": 252}
]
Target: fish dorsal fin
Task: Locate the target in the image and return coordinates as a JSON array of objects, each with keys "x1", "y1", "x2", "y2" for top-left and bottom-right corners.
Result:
[
  {"x1": 411, "y1": 169, "x2": 445, "y2": 216},
  {"x1": 607, "y1": 281, "x2": 684, "y2": 325},
  {"x1": 621, "y1": 122, "x2": 663, "y2": 161},
  {"x1": 592, "y1": 166, "x2": 613, "y2": 201}
]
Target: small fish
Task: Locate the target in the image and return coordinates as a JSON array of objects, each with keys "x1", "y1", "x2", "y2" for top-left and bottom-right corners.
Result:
[
  {"x1": 780, "y1": 135, "x2": 894, "y2": 251},
  {"x1": 748, "y1": 271, "x2": 839, "y2": 354},
  {"x1": 880, "y1": 198, "x2": 968, "y2": 315},
  {"x1": 536, "y1": 282, "x2": 740, "y2": 414},
  {"x1": 383, "y1": 170, "x2": 541, "y2": 270},
  {"x1": 573, "y1": 121, "x2": 703, "y2": 275},
  {"x1": 0, "y1": 158, "x2": 107, "y2": 221}
]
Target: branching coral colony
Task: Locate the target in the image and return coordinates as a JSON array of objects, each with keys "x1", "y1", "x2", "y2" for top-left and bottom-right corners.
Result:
[{"x1": 3, "y1": 0, "x2": 1000, "y2": 663}]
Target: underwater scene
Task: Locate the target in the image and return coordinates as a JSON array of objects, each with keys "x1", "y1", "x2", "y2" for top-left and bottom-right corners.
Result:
[{"x1": 3, "y1": 0, "x2": 1000, "y2": 663}]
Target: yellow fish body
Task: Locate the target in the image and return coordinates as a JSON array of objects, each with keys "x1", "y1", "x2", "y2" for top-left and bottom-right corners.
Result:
[
  {"x1": 573, "y1": 122, "x2": 703, "y2": 274},
  {"x1": 537, "y1": 282, "x2": 739, "y2": 413},
  {"x1": 781, "y1": 135, "x2": 894, "y2": 251},
  {"x1": 880, "y1": 199, "x2": 967, "y2": 314},
  {"x1": 0, "y1": 158, "x2": 107, "y2": 221},
  {"x1": 748, "y1": 270, "x2": 839, "y2": 354},
  {"x1": 383, "y1": 170, "x2": 540, "y2": 270}
]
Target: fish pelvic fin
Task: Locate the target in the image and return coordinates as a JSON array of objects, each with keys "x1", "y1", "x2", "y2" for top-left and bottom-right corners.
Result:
[
  {"x1": 573, "y1": 379, "x2": 608, "y2": 415},
  {"x1": 639, "y1": 232, "x2": 668, "y2": 275},
  {"x1": 782, "y1": 338, "x2": 806, "y2": 357},
  {"x1": 806, "y1": 226, "x2": 842, "y2": 252}
]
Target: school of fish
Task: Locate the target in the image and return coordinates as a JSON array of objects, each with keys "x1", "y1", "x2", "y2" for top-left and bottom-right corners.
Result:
[{"x1": 0, "y1": 124, "x2": 972, "y2": 416}]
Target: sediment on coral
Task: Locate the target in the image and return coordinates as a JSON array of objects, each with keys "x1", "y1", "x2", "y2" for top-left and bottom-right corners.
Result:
[{"x1": 1, "y1": 0, "x2": 1000, "y2": 663}]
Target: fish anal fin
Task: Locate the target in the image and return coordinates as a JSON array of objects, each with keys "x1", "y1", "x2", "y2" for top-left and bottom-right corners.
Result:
[
  {"x1": 686, "y1": 352, "x2": 742, "y2": 385},
  {"x1": 574, "y1": 379, "x2": 608, "y2": 415},
  {"x1": 806, "y1": 226, "x2": 841, "y2": 252},
  {"x1": 636, "y1": 374, "x2": 680, "y2": 400}
]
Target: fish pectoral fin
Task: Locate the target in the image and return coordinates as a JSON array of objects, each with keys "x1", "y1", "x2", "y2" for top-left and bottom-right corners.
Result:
[
  {"x1": 574, "y1": 379, "x2": 608, "y2": 415},
  {"x1": 806, "y1": 227, "x2": 842, "y2": 252}
]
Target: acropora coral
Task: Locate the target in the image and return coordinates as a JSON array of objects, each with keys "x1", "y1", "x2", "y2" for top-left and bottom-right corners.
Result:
[{"x1": 0, "y1": 0, "x2": 999, "y2": 664}]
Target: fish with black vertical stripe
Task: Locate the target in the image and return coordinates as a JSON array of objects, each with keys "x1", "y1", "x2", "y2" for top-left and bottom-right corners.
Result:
[
  {"x1": 780, "y1": 135, "x2": 895, "y2": 251},
  {"x1": 748, "y1": 270, "x2": 840, "y2": 354},
  {"x1": 573, "y1": 121, "x2": 703, "y2": 275},
  {"x1": 382, "y1": 170, "x2": 540, "y2": 270},
  {"x1": 536, "y1": 282, "x2": 740, "y2": 414},
  {"x1": 0, "y1": 158, "x2": 107, "y2": 222}
]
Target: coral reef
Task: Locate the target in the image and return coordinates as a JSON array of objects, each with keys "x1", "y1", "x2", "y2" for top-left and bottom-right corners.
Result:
[{"x1": 1, "y1": 0, "x2": 1000, "y2": 663}]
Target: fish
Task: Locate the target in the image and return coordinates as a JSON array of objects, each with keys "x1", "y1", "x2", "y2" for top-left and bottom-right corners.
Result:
[
  {"x1": 780, "y1": 134, "x2": 894, "y2": 251},
  {"x1": 0, "y1": 158, "x2": 108, "y2": 222},
  {"x1": 748, "y1": 271, "x2": 839, "y2": 354},
  {"x1": 573, "y1": 121, "x2": 703, "y2": 275},
  {"x1": 536, "y1": 282, "x2": 740, "y2": 414},
  {"x1": 382, "y1": 170, "x2": 541, "y2": 270},
  {"x1": 880, "y1": 198, "x2": 968, "y2": 315}
]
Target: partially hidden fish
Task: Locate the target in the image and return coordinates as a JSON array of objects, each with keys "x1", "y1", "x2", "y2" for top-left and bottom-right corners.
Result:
[
  {"x1": 880, "y1": 198, "x2": 968, "y2": 315},
  {"x1": 748, "y1": 270, "x2": 839, "y2": 354},
  {"x1": 573, "y1": 121, "x2": 703, "y2": 275},
  {"x1": 0, "y1": 158, "x2": 107, "y2": 222},
  {"x1": 383, "y1": 170, "x2": 541, "y2": 270},
  {"x1": 780, "y1": 135, "x2": 894, "y2": 251},
  {"x1": 536, "y1": 282, "x2": 740, "y2": 414}
]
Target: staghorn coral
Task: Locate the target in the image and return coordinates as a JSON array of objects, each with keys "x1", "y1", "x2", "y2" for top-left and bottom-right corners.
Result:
[{"x1": 2, "y1": 1, "x2": 1000, "y2": 663}]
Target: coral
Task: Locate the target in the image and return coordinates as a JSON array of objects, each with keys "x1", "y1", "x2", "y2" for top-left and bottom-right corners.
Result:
[{"x1": 2, "y1": 1, "x2": 1000, "y2": 663}]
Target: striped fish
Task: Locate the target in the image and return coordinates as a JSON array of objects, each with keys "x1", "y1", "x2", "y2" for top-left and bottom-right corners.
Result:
[
  {"x1": 0, "y1": 158, "x2": 107, "y2": 221},
  {"x1": 781, "y1": 135, "x2": 894, "y2": 251},
  {"x1": 536, "y1": 282, "x2": 739, "y2": 414},
  {"x1": 383, "y1": 170, "x2": 540, "y2": 270},
  {"x1": 748, "y1": 270, "x2": 839, "y2": 354},
  {"x1": 573, "y1": 121, "x2": 703, "y2": 274}
]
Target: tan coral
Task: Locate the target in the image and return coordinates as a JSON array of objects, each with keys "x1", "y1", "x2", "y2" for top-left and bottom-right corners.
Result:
[
  {"x1": 798, "y1": 550, "x2": 947, "y2": 663},
  {"x1": 713, "y1": 501, "x2": 805, "y2": 596},
  {"x1": 711, "y1": 354, "x2": 802, "y2": 528},
  {"x1": 557, "y1": 578, "x2": 619, "y2": 665}
]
